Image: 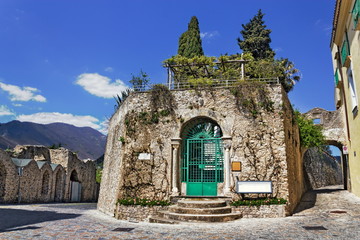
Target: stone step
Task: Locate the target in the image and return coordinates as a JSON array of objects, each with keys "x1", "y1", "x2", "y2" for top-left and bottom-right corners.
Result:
[
  {"x1": 168, "y1": 205, "x2": 232, "y2": 214},
  {"x1": 148, "y1": 216, "x2": 180, "y2": 224},
  {"x1": 177, "y1": 199, "x2": 227, "y2": 208},
  {"x1": 158, "y1": 211, "x2": 242, "y2": 223}
]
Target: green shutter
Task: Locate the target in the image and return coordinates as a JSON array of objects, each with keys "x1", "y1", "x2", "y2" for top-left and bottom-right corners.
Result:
[
  {"x1": 352, "y1": 0, "x2": 360, "y2": 28},
  {"x1": 341, "y1": 40, "x2": 349, "y2": 66},
  {"x1": 334, "y1": 69, "x2": 339, "y2": 86}
]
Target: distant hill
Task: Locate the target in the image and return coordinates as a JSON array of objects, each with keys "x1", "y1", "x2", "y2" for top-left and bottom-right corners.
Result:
[{"x1": 0, "y1": 120, "x2": 106, "y2": 160}]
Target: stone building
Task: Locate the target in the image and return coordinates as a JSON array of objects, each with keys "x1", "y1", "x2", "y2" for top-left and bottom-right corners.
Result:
[
  {"x1": 0, "y1": 145, "x2": 97, "y2": 203},
  {"x1": 98, "y1": 82, "x2": 305, "y2": 217}
]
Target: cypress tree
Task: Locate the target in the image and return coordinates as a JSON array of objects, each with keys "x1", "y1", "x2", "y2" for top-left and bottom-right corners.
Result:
[
  {"x1": 178, "y1": 16, "x2": 204, "y2": 58},
  {"x1": 237, "y1": 9, "x2": 274, "y2": 60}
]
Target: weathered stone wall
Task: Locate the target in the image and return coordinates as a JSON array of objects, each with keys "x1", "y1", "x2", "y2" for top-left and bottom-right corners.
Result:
[
  {"x1": 115, "y1": 205, "x2": 169, "y2": 222},
  {"x1": 0, "y1": 150, "x2": 18, "y2": 202},
  {"x1": 99, "y1": 84, "x2": 302, "y2": 216},
  {"x1": 231, "y1": 205, "x2": 286, "y2": 218},
  {"x1": 304, "y1": 148, "x2": 343, "y2": 188},
  {"x1": 282, "y1": 90, "x2": 305, "y2": 214},
  {"x1": 13, "y1": 145, "x2": 51, "y2": 161},
  {"x1": 304, "y1": 108, "x2": 346, "y2": 146},
  {"x1": 20, "y1": 160, "x2": 41, "y2": 203},
  {"x1": 0, "y1": 146, "x2": 97, "y2": 203}
]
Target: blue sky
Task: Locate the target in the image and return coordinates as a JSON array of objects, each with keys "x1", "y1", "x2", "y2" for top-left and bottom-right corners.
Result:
[{"x1": 0, "y1": 0, "x2": 336, "y2": 135}]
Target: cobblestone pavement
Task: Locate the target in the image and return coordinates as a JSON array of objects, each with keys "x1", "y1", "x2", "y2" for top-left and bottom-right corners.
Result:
[{"x1": 1, "y1": 185, "x2": 360, "y2": 240}]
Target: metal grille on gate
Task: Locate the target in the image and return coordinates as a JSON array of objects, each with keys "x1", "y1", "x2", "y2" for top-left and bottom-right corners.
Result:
[{"x1": 181, "y1": 122, "x2": 223, "y2": 196}]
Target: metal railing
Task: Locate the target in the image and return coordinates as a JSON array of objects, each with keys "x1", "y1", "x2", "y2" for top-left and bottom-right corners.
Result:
[{"x1": 132, "y1": 78, "x2": 280, "y2": 92}]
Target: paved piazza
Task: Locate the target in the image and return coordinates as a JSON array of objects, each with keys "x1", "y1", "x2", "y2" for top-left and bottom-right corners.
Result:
[{"x1": 1, "y1": 186, "x2": 360, "y2": 240}]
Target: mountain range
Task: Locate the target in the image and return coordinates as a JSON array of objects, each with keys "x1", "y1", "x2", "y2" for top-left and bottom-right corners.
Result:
[{"x1": 0, "y1": 120, "x2": 106, "y2": 160}]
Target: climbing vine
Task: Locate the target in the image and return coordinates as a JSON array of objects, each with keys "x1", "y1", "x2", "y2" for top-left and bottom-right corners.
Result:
[{"x1": 231, "y1": 82, "x2": 274, "y2": 118}]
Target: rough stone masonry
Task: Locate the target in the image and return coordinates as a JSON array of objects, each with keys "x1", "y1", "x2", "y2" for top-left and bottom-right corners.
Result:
[{"x1": 98, "y1": 83, "x2": 304, "y2": 216}]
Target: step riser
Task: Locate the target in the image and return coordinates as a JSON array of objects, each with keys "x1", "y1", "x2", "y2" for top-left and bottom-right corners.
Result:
[
  {"x1": 177, "y1": 201, "x2": 227, "y2": 208},
  {"x1": 169, "y1": 206, "x2": 232, "y2": 214},
  {"x1": 162, "y1": 213, "x2": 242, "y2": 222}
]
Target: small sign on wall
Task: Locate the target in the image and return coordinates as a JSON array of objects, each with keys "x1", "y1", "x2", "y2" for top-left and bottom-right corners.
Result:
[
  {"x1": 236, "y1": 181, "x2": 272, "y2": 194},
  {"x1": 138, "y1": 153, "x2": 152, "y2": 160},
  {"x1": 232, "y1": 162, "x2": 241, "y2": 171}
]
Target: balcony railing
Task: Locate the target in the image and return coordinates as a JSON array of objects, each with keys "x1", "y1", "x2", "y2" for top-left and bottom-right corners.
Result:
[{"x1": 132, "y1": 78, "x2": 280, "y2": 92}]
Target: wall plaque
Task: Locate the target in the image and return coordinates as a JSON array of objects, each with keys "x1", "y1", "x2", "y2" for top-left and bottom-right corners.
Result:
[
  {"x1": 138, "y1": 153, "x2": 151, "y2": 160},
  {"x1": 236, "y1": 181, "x2": 272, "y2": 194}
]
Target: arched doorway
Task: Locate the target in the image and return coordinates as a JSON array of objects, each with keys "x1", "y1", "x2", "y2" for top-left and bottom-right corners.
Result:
[
  {"x1": 70, "y1": 170, "x2": 81, "y2": 202},
  {"x1": 181, "y1": 118, "x2": 223, "y2": 196},
  {"x1": 0, "y1": 162, "x2": 6, "y2": 201},
  {"x1": 54, "y1": 170, "x2": 64, "y2": 202},
  {"x1": 303, "y1": 143, "x2": 346, "y2": 190},
  {"x1": 41, "y1": 170, "x2": 50, "y2": 196}
]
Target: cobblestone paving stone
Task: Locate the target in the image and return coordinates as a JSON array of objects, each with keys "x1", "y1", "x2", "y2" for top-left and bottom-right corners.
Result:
[{"x1": 1, "y1": 186, "x2": 360, "y2": 239}]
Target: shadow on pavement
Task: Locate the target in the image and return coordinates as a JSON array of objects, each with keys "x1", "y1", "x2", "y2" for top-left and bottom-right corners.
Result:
[
  {"x1": 0, "y1": 208, "x2": 80, "y2": 233},
  {"x1": 293, "y1": 186, "x2": 344, "y2": 214}
]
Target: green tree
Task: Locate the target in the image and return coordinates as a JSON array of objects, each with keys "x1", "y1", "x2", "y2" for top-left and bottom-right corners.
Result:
[
  {"x1": 294, "y1": 110, "x2": 325, "y2": 148},
  {"x1": 129, "y1": 70, "x2": 150, "y2": 91},
  {"x1": 178, "y1": 16, "x2": 204, "y2": 58},
  {"x1": 237, "y1": 9, "x2": 274, "y2": 60},
  {"x1": 276, "y1": 58, "x2": 301, "y2": 93}
]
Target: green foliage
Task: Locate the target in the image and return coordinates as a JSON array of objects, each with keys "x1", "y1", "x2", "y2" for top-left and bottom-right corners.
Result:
[
  {"x1": 231, "y1": 198, "x2": 287, "y2": 206},
  {"x1": 237, "y1": 9, "x2": 274, "y2": 60},
  {"x1": 114, "y1": 88, "x2": 131, "y2": 111},
  {"x1": 178, "y1": 16, "x2": 204, "y2": 58},
  {"x1": 164, "y1": 54, "x2": 247, "y2": 83},
  {"x1": 48, "y1": 143, "x2": 62, "y2": 149},
  {"x1": 246, "y1": 58, "x2": 300, "y2": 93},
  {"x1": 130, "y1": 70, "x2": 150, "y2": 91},
  {"x1": 236, "y1": 10, "x2": 300, "y2": 92},
  {"x1": 231, "y1": 82, "x2": 274, "y2": 118},
  {"x1": 96, "y1": 168, "x2": 102, "y2": 183},
  {"x1": 119, "y1": 136, "x2": 125, "y2": 144},
  {"x1": 294, "y1": 110, "x2": 325, "y2": 148},
  {"x1": 117, "y1": 197, "x2": 171, "y2": 206}
]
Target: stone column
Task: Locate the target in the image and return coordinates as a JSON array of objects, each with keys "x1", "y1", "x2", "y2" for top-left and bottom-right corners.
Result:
[
  {"x1": 171, "y1": 138, "x2": 181, "y2": 196},
  {"x1": 222, "y1": 136, "x2": 232, "y2": 196}
]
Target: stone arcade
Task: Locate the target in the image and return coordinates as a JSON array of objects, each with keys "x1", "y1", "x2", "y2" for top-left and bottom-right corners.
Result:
[
  {"x1": 98, "y1": 83, "x2": 304, "y2": 218},
  {"x1": 0, "y1": 145, "x2": 98, "y2": 203}
]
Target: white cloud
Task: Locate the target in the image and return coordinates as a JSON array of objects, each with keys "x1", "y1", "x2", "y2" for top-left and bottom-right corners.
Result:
[
  {"x1": 0, "y1": 105, "x2": 15, "y2": 116},
  {"x1": 0, "y1": 82, "x2": 46, "y2": 102},
  {"x1": 17, "y1": 112, "x2": 102, "y2": 130},
  {"x1": 104, "y1": 67, "x2": 114, "y2": 72},
  {"x1": 75, "y1": 73, "x2": 128, "y2": 98},
  {"x1": 200, "y1": 31, "x2": 219, "y2": 39},
  {"x1": 12, "y1": 103, "x2": 23, "y2": 107}
]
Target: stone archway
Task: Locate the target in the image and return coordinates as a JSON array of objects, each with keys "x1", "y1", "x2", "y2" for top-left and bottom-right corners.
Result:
[
  {"x1": 70, "y1": 170, "x2": 81, "y2": 202},
  {"x1": 304, "y1": 108, "x2": 348, "y2": 189},
  {"x1": 0, "y1": 162, "x2": 6, "y2": 201},
  {"x1": 54, "y1": 170, "x2": 64, "y2": 202},
  {"x1": 41, "y1": 170, "x2": 50, "y2": 196},
  {"x1": 180, "y1": 117, "x2": 224, "y2": 196}
]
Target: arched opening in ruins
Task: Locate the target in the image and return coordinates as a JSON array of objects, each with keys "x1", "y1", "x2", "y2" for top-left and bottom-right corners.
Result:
[
  {"x1": 303, "y1": 141, "x2": 347, "y2": 190},
  {"x1": 70, "y1": 170, "x2": 82, "y2": 202},
  {"x1": 41, "y1": 170, "x2": 50, "y2": 195},
  {"x1": 0, "y1": 162, "x2": 6, "y2": 201},
  {"x1": 54, "y1": 170, "x2": 64, "y2": 202},
  {"x1": 180, "y1": 117, "x2": 224, "y2": 196}
]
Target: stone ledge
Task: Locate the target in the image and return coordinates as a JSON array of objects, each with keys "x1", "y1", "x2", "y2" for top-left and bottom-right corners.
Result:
[
  {"x1": 231, "y1": 204, "x2": 286, "y2": 218},
  {"x1": 115, "y1": 205, "x2": 169, "y2": 222}
]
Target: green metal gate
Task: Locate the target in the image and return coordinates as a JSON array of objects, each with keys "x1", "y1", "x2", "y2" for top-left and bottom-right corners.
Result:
[{"x1": 181, "y1": 123, "x2": 223, "y2": 196}]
